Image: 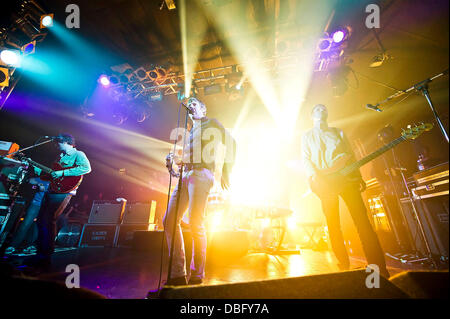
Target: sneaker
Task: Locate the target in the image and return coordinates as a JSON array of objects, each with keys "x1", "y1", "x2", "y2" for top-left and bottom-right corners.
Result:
[{"x1": 4, "y1": 247, "x2": 15, "y2": 255}]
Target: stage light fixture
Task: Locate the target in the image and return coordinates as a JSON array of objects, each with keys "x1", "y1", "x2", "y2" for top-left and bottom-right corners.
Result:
[
  {"x1": 0, "y1": 49, "x2": 21, "y2": 66},
  {"x1": 332, "y1": 31, "x2": 345, "y2": 43},
  {"x1": 21, "y1": 41, "x2": 36, "y2": 55},
  {"x1": 147, "y1": 70, "x2": 158, "y2": 81},
  {"x1": 109, "y1": 75, "x2": 120, "y2": 85},
  {"x1": 318, "y1": 38, "x2": 332, "y2": 51},
  {"x1": 331, "y1": 27, "x2": 351, "y2": 44},
  {"x1": 135, "y1": 67, "x2": 148, "y2": 81},
  {"x1": 40, "y1": 14, "x2": 54, "y2": 28},
  {"x1": 0, "y1": 67, "x2": 9, "y2": 87},
  {"x1": 98, "y1": 74, "x2": 110, "y2": 87},
  {"x1": 149, "y1": 91, "x2": 163, "y2": 102}
]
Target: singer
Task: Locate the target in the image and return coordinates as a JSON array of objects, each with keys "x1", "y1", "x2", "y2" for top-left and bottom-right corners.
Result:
[{"x1": 163, "y1": 97, "x2": 236, "y2": 286}]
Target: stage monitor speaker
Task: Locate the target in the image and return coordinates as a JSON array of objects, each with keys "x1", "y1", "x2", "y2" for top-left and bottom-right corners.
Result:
[
  {"x1": 160, "y1": 269, "x2": 408, "y2": 299},
  {"x1": 116, "y1": 224, "x2": 154, "y2": 247},
  {"x1": 122, "y1": 201, "x2": 156, "y2": 224},
  {"x1": 79, "y1": 224, "x2": 118, "y2": 247},
  {"x1": 87, "y1": 200, "x2": 126, "y2": 224},
  {"x1": 132, "y1": 230, "x2": 165, "y2": 252},
  {"x1": 389, "y1": 270, "x2": 448, "y2": 299}
]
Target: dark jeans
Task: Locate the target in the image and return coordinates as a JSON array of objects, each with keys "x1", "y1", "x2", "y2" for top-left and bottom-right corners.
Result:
[
  {"x1": 10, "y1": 204, "x2": 40, "y2": 249},
  {"x1": 36, "y1": 193, "x2": 72, "y2": 259},
  {"x1": 9, "y1": 187, "x2": 47, "y2": 249},
  {"x1": 318, "y1": 184, "x2": 388, "y2": 274}
]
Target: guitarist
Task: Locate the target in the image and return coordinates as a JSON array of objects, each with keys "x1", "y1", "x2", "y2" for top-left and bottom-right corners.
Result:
[
  {"x1": 28, "y1": 133, "x2": 91, "y2": 272},
  {"x1": 302, "y1": 104, "x2": 389, "y2": 278}
]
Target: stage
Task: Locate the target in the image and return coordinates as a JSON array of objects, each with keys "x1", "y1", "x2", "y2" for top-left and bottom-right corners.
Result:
[{"x1": 4, "y1": 245, "x2": 423, "y2": 299}]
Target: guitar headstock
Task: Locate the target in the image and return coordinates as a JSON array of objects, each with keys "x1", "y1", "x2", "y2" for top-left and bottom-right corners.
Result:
[{"x1": 401, "y1": 122, "x2": 433, "y2": 140}]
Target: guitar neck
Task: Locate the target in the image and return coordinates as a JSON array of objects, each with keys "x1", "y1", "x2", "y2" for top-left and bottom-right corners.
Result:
[
  {"x1": 27, "y1": 159, "x2": 53, "y2": 174},
  {"x1": 340, "y1": 136, "x2": 406, "y2": 176}
]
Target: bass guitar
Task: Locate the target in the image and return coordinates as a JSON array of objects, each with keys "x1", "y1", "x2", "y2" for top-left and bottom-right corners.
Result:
[{"x1": 309, "y1": 123, "x2": 433, "y2": 196}]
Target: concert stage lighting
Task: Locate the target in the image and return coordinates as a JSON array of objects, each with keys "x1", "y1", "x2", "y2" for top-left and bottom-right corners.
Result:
[
  {"x1": 40, "y1": 14, "x2": 54, "y2": 28},
  {"x1": 0, "y1": 67, "x2": 9, "y2": 87},
  {"x1": 332, "y1": 31, "x2": 345, "y2": 43},
  {"x1": 0, "y1": 49, "x2": 21, "y2": 66},
  {"x1": 331, "y1": 27, "x2": 351, "y2": 44},
  {"x1": 149, "y1": 91, "x2": 163, "y2": 102},
  {"x1": 98, "y1": 75, "x2": 110, "y2": 87},
  {"x1": 21, "y1": 41, "x2": 36, "y2": 55}
]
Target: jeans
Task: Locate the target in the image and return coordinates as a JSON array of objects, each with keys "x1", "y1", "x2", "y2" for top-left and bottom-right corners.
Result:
[
  {"x1": 164, "y1": 168, "x2": 214, "y2": 280},
  {"x1": 318, "y1": 184, "x2": 388, "y2": 274},
  {"x1": 10, "y1": 189, "x2": 47, "y2": 249},
  {"x1": 36, "y1": 193, "x2": 72, "y2": 259}
]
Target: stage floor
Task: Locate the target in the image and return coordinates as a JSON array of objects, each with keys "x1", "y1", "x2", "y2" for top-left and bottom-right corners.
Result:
[{"x1": 6, "y1": 246, "x2": 430, "y2": 299}]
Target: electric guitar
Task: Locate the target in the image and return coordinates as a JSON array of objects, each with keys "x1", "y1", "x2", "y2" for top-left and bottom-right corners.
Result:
[
  {"x1": 309, "y1": 123, "x2": 433, "y2": 196},
  {"x1": 19, "y1": 156, "x2": 83, "y2": 194}
]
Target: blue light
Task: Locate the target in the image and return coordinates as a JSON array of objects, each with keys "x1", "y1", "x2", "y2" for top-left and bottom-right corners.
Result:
[
  {"x1": 0, "y1": 49, "x2": 20, "y2": 66},
  {"x1": 42, "y1": 15, "x2": 53, "y2": 27}
]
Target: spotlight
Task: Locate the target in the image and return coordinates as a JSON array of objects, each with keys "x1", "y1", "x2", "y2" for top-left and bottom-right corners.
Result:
[
  {"x1": 332, "y1": 31, "x2": 345, "y2": 43},
  {"x1": 135, "y1": 67, "x2": 148, "y2": 81},
  {"x1": 98, "y1": 75, "x2": 110, "y2": 87},
  {"x1": 40, "y1": 14, "x2": 54, "y2": 28},
  {"x1": 318, "y1": 38, "x2": 332, "y2": 51},
  {"x1": 21, "y1": 41, "x2": 36, "y2": 55},
  {"x1": 109, "y1": 75, "x2": 120, "y2": 85},
  {"x1": 149, "y1": 91, "x2": 163, "y2": 102},
  {"x1": 331, "y1": 27, "x2": 351, "y2": 44},
  {"x1": 0, "y1": 49, "x2": 21, "y2": 66},
  {"x1": 0, "y1": 67, "x2": 9, "y2": 87},
  {"x1": 147, "y1": 70, "x2": 158, "y2": 81}
]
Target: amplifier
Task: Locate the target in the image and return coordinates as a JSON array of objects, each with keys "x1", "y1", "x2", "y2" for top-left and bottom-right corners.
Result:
[
  {"x1": 87, "y1": 200, "x2": 126, "y2": 224},
  {"x1": 122, "y1": 201, "x2": 157, "y2": 224},
  {"x1": 412, "y1": 162, "x2": 449, "y2": 199},
  {"x1": 116, "y1": 224, "x2": 155, "y2": 247},
  {"x1": 79, "y1": 224, "x2": 118, "y2": 247}
]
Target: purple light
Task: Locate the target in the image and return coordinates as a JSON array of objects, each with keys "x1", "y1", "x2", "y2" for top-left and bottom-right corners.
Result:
[
  {"x1": 332, "y1": 30, "x2": 345, "y2": 43},
  {"x1": 99, "y1": 75, "x2": 110, "y2": 87}
]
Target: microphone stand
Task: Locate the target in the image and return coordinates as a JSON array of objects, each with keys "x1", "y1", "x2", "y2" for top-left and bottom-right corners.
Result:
[
  {"x1": 367, "y1": 69, "x2": 449, "y2": 143},
  {"x1": 166, "y1": 104, "x2": 190, "y2": 284}
]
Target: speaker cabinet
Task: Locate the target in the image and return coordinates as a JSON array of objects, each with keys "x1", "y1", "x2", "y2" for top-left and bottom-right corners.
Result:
[
  {"x1": 116, "y1": 224, "x2": 153, "y2": 247},
  {"x1": 122, "y1": 201, "x2": 157, "y2": 224},
  {"x1": 87, "y1": 200, "x2": 126, "y2": 224},
  {"x1": 79, "y1": 224, "x2": 118, "y2": 247}
]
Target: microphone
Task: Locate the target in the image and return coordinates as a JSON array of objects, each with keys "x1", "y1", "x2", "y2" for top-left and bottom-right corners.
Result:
[
  {"x1": 181, "y1": 102, "x2": 194, "y2": 114},
  {"x1": 366, "y1": 103, "x2": 382, "y2": 112}
]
